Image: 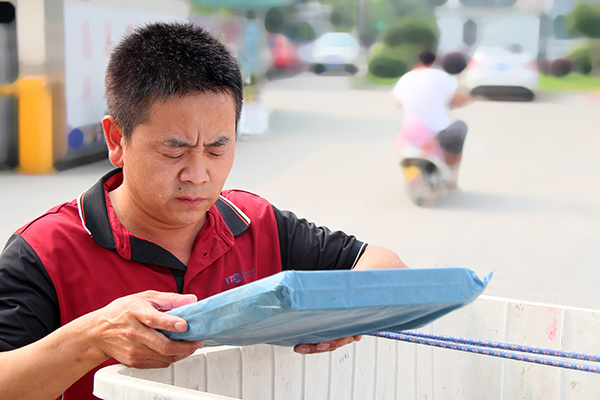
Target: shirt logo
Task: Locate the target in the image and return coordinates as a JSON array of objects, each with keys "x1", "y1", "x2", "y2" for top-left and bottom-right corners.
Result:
[{"x1": 225, "y1": 268, "x2": 256, "y2": 286}]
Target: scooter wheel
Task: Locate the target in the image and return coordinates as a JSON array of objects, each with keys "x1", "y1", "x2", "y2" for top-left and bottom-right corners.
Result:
[{"x1": 400, "y1": 158, "x2": 443, "y2": 206}]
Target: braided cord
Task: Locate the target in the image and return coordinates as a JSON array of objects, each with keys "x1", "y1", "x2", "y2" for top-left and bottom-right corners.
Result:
[
  {"x1": 372, "y1": 331, "x2": 600, "y2": 375},
  {"x1": 401, "y1": 330, "x2": 600, "y2": 363}
]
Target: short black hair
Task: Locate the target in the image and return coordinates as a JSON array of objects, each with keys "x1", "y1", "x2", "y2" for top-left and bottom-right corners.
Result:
[
  {"x1": 418, "y1": 50, "x2": 436, "y2": 66},
  {"x1": 105, "y1": 21, "x2": 243, "y2": 141}
]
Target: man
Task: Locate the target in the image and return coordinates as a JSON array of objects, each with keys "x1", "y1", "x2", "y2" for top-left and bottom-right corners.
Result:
[
  {"x1": 0, "y1": 22, "x2": 405, "y2": 399},
  {"x1": 392, "y1": 50, "x2": 469, "y2": 167}
]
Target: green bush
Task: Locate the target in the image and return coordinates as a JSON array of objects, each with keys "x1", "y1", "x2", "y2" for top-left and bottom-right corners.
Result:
[
  {"x1": 382, "y1": 26, "x2": 407, "y2": 47},
  {"x1": 567, "y1": 2, "x2": 600, "y2": 38},
  {"x1": 367, "y1": 15, "x2": 438, "y2": 79},
  {"x1": 368, "y1": 57, "x2": 407, "y2": 79},
  {"x1": 329, "y1": 4, "x2": 355, "y2": 32},
  {"x1": 567, "y1": 45, "x2": 592, "y2": 75},
  {"x1": 284, "y1": 21, "x2": 315, "y2": 42},
  {"x1": 359, "y1": 24, "x2": 379, "y2": 47},
  {"x1": 380, "y1": 16, "x2": 438, "y2": 48},
  {"x1": 369, "y1": 41, "x2": 420, "y2": 66},
  {"x1": 265, "y1": 6, "x2": 294, "y2": 34}
]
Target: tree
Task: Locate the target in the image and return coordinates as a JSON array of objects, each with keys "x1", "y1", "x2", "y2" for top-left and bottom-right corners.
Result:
[
  {"x1": 566, "y1": 1, "x2": 600, "y2": 75},
  {"x1": 367, "y1": 14, "x2": 439, "y2": 80},
  {"x1": 317, "y1": 0, "x2": 437, "y2": 46},
  {"x1": 314, "y1": 0, "x2": 439, "y2": 79}
]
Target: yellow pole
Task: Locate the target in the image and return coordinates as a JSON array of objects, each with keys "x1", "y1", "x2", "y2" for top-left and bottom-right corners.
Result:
[{"x1": 15, "y1": 76, "x2": 54, "y2": 174}]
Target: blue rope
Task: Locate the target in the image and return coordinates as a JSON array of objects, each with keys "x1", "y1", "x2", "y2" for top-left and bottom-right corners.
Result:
[
  {"x1": 400, "y1": 330, "x2": 600, "y2": 363},
  {"x1": 372, "y1": 331, "x2": 600, "y2": 375}
]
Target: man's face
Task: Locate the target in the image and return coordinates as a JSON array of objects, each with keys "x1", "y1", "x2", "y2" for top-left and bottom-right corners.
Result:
[{"x1": 117, "y1": 91, "x2": 237, "y2": 230}]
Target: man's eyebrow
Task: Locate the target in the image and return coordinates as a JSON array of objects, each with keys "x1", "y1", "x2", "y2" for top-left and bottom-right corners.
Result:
[
  {"x1": 205, "y1": 136, "x2": 231, "y2": 148},
  {"x1": 163, "y1": 138, "x2": 193, "y2": 148}
]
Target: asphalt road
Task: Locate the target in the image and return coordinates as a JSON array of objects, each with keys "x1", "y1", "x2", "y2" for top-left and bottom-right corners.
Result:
[{"x1": 1, "y1": 72, "x2": 599, "y2": 310}]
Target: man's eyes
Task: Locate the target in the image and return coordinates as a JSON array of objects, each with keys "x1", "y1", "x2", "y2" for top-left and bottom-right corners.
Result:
[
  {"x1": 208, "y1": 150, "x2": 226, "y2": 157},
  {"x1": 163, "y1": 153, "x2": 185, "y2": 159},
  {"x1": 161, "y1": 149, "x2": 225, "y2": 159}
]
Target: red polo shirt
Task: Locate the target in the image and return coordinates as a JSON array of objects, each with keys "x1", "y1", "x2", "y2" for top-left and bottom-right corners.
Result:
[{"x1": 0, "y1": 169, "x2": 366, "y2": 399}]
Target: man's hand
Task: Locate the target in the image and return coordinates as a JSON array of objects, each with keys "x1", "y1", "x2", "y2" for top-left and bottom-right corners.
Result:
[
  {"x1": 87, "y1": 290, "x2": 204, "y2": 369},
  {"x1": 451, "y1": 90, "x2": 471, "y2": 108},
  {"x1": 293, "y1": 335, "x2": 363, "y2": 355},
  {"x1": 0, "y1": 291, "x2": 205, "y2": 400}
]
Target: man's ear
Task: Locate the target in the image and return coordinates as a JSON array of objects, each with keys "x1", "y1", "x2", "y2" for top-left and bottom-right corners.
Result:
[{"x1": 102, "y1": 115, "x2": 125, "y2": 167}]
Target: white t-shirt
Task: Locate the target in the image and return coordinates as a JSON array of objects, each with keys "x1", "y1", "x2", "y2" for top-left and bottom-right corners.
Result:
[{"x1": 392, "y1": 67, "x2": 458, "y2": 131}]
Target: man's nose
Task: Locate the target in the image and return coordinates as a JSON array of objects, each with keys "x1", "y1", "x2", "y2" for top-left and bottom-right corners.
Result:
[{"x1": 180, "y1": 152, "x2": 209, "y2": 184}]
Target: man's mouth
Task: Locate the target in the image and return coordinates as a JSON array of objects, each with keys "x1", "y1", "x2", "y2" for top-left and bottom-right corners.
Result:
[{"x1": 176, "y1": 196, "x2": 206, "y2": 207}]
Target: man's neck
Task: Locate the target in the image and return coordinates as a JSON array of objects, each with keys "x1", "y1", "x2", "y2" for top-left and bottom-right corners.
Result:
[
  {"x1": 108, "y1": 187, "x2": 205, "y2": 266},
  {"x1": 412, "y1": 64, "x2": 432, "y2": 71}
]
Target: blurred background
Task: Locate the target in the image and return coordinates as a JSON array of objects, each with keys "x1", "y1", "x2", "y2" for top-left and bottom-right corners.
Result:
[{"x1": 0, "y1": 0, "x2": 599, "y2": 309}]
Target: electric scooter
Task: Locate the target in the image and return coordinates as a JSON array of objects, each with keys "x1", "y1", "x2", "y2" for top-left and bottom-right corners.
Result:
[{"x1": 395, "y1": 119, "x2": 466, "y2": 206}]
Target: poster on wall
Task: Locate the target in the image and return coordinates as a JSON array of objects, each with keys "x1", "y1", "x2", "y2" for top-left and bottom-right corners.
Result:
[{"x1": 60, "y1": 0, "x2": 189, "y2": 167}]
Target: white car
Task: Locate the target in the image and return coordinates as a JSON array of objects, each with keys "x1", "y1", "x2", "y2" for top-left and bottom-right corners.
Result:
[
  {"x1": 309, "y1": 32, "x2": 360, "y2": 74},
  {"x1": 464, "y1": 45, "x2": 539, "y2": 100}
]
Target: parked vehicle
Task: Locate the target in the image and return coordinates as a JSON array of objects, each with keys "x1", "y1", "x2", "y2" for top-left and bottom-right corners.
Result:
[
  {"x1": 464, "y1": 45, "x2": 539, "y2": 101},
  {"x1": 309, "y1": 32, "x2": 360, "y2": 75},
  {"x1": 265, "y1": 33, "x2": 303, "y2": 79}
]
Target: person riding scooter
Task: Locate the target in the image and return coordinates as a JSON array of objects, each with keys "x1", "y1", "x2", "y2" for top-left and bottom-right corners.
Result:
[{"x1": 392, "y1": 50, "x2": 470, "y2": 204}]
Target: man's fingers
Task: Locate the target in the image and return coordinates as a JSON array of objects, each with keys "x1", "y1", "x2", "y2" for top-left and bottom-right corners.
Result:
[
  {"x1": 140, "y1": 290, "x2": 198, "y2": 311},
  {"x1": 118, "y1": 342, "x2": 202, "y2": 369},
  {"x1": 143, "y1": 327, "x2": 203, "y2": 357},
  {"x1": 294, "y1": 336, "x2": 359, "y2": 355},
  {"x1": 112, "y1": 325, "x2": 204, "y2": 368},
  {"x1": 92, "y1": 290, "x2": 203, "y2": 369},
  {"x1": 132, "y1": 293, "x2": 194, "y2": 333},
  {"x1": 140, "y1": 310, "x2": 189, "y2": 333}
]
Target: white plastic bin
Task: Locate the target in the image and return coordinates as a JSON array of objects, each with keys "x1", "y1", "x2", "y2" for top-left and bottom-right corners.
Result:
[{"x1": 94, "y1": 295, "x2": 600, "y2": 399}]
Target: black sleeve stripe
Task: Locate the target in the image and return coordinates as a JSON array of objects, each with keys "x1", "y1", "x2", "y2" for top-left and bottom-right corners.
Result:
[
  {"x1": 0, "y1": 234, "x2": 60, "y2": 350},
  {"x1": 272, "y1": 205, "x2": 367, "y2": 271}
]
